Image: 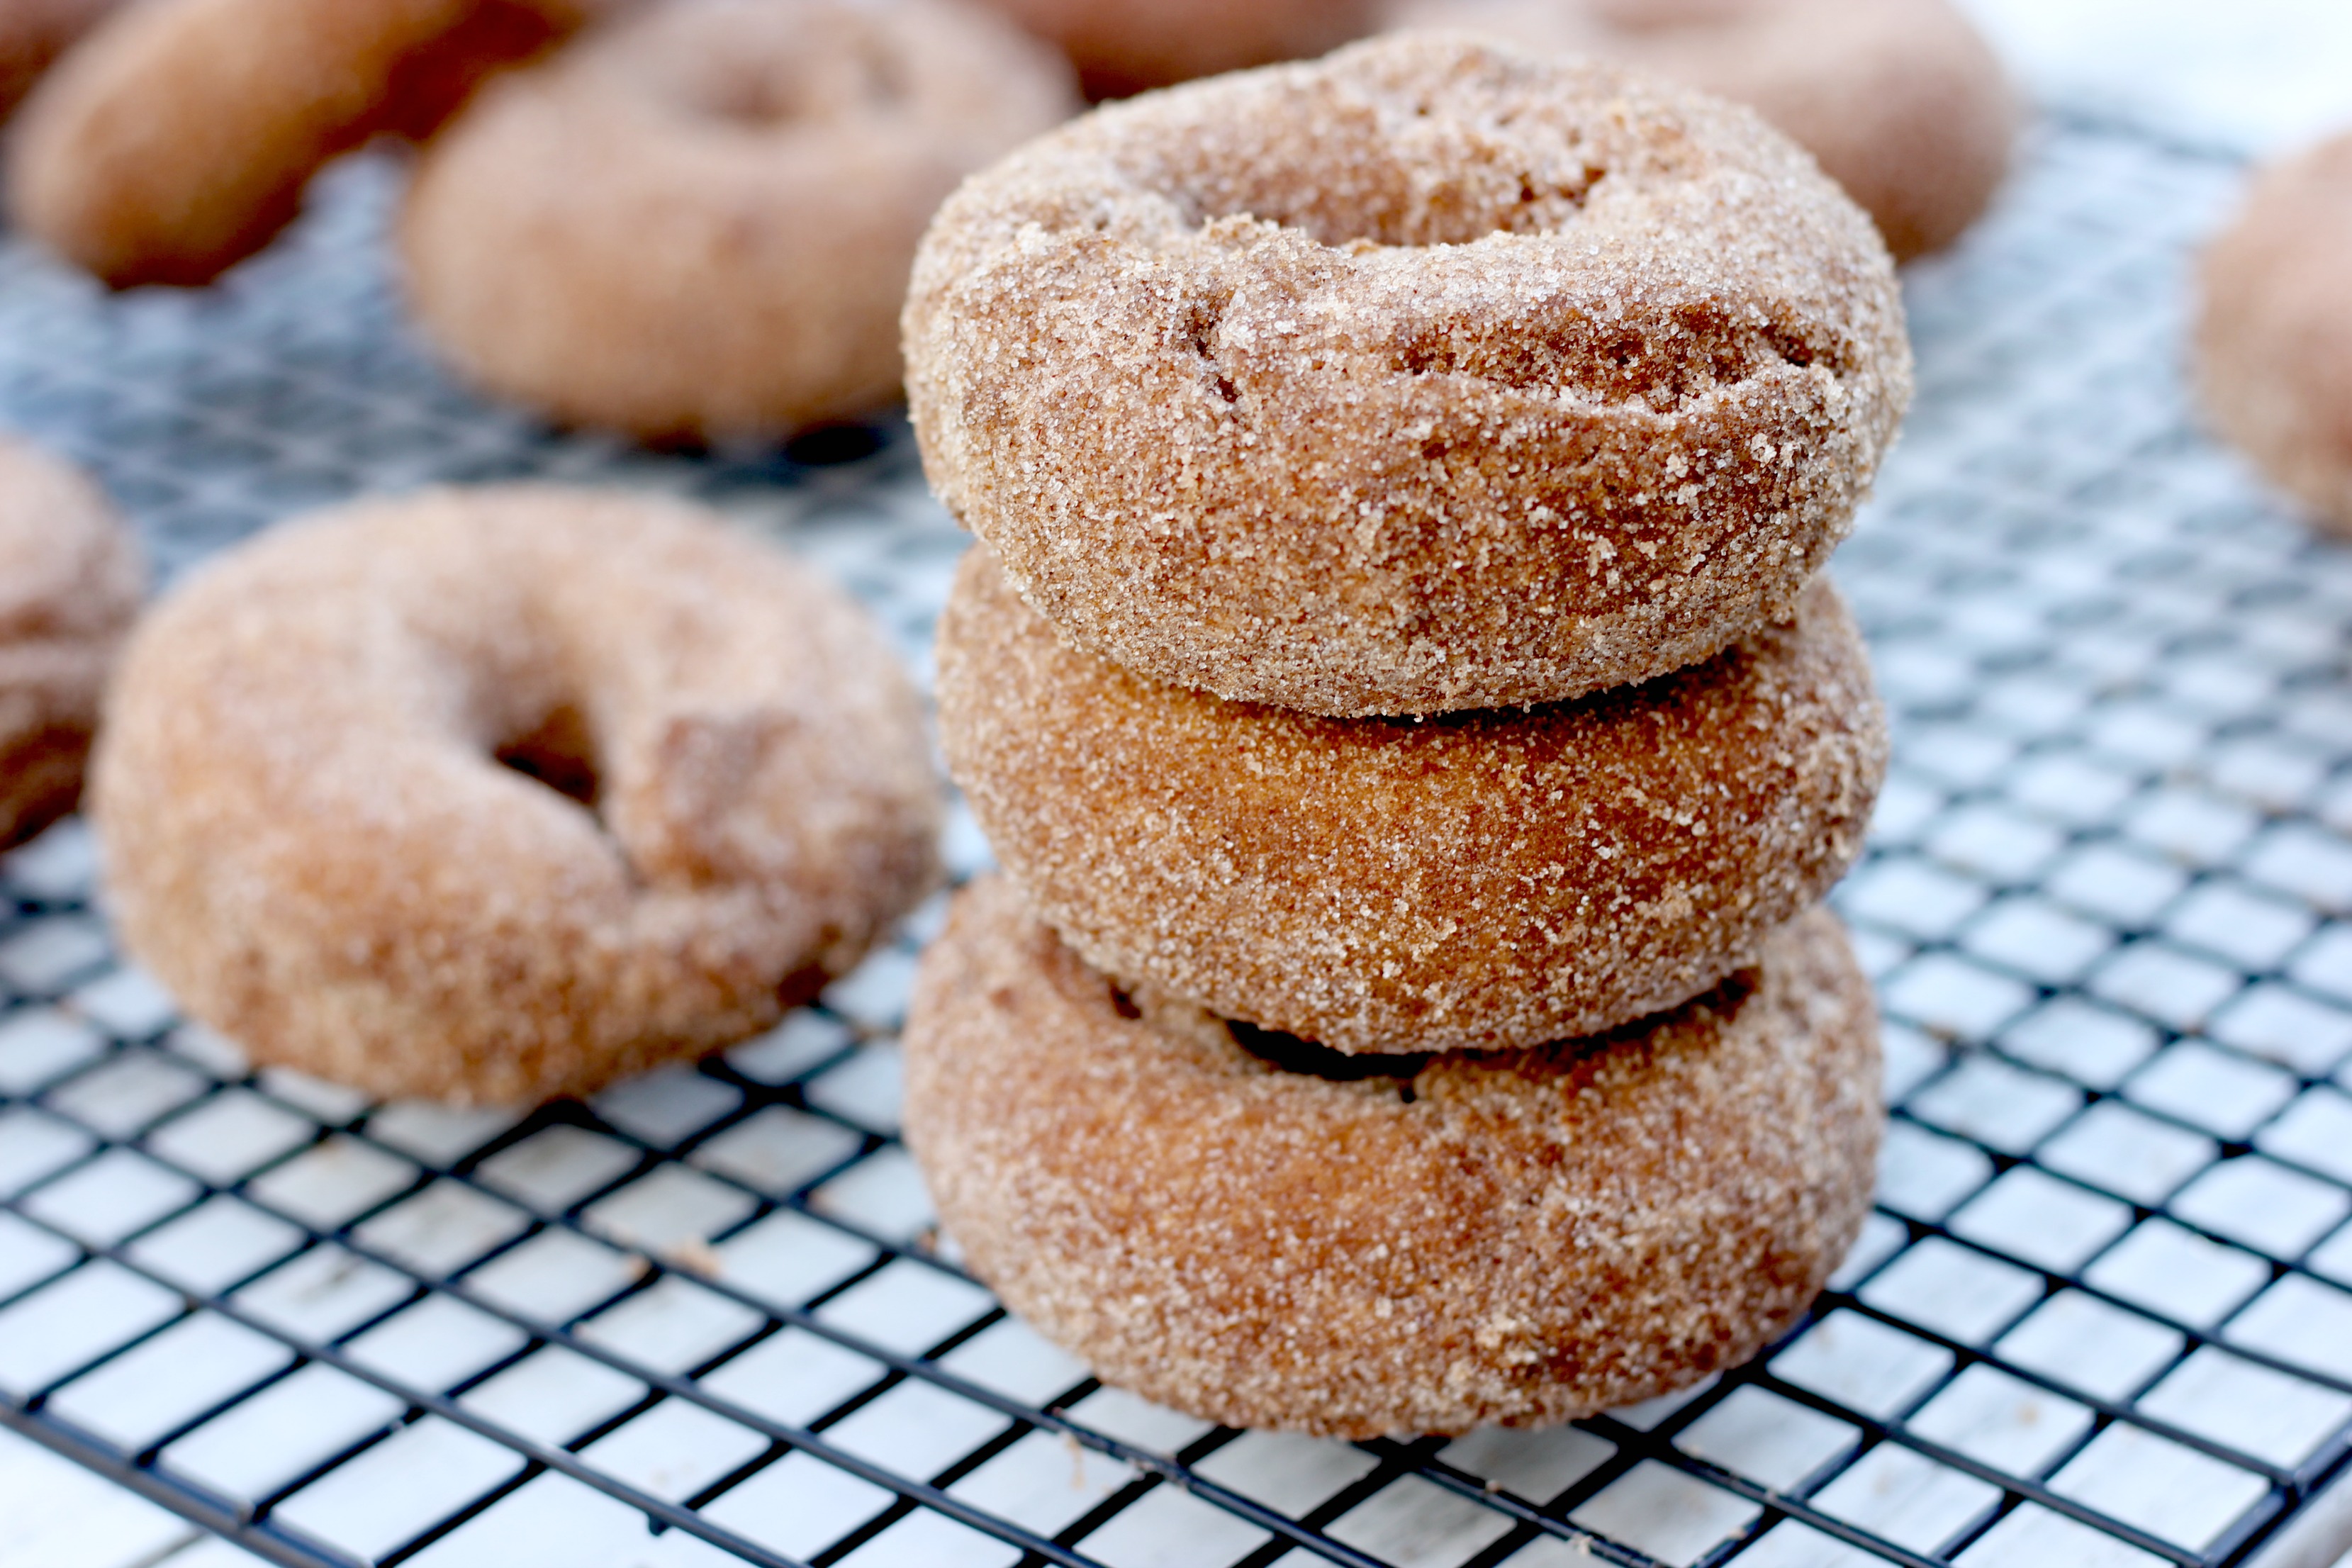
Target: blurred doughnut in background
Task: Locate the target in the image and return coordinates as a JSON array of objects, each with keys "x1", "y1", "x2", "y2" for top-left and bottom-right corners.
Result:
[
  {"x1": 6, "y1": 0, "x2": 622, "y2": 286},
  {"x1": 2197, "y1": 131, "x2": 2352, "y2": 537},
  {"x1": 1382, "y1": 0, "x2": 2019, "y2": 259},
  {"x1": 973, "y1": 0, "x2": 1375, "y2": 99},
  {"x1": 0, "y1": 0, "x2": 122, "y2": 123},
  {"x1": 400, "y1": 0, "x2": 1078, "y2": 444}
]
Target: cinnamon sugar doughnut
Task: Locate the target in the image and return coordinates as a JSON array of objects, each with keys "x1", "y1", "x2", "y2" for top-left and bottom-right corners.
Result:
[
  {"x1": 905, "y1": 875, "x2": 1881, "y2": 1437},
  {"x1": 8, "y1": 0, "x2": 612, "y2": 287},
  {"x1": 941, "y1": 545, "x2": 1883, "y2": 1052},
  {"x1": 400, "y1": 0, "x2": 1077, "y2": 443},
  {"x1": 92, "y1": 487, "x2": 940, "y2": 1104},
  {"x1": 0, "y1": 0, "x2": 123, "y2": 124},
  {"x1": 0, "y1": 436, "x2": 142, "y2": 848},
  {"x1": 973, "y1": 0, "x2": 1372, "y2": 99},
  {"x1": 1382, "y1": 0, "x2": 2017, "y2": 261},
  {"x1": 2197, "y1": 133, "x2": 2352, "y2": 537},
  {"x1": 905, "y1": 34, "x2": 1910, "y2": 718}
]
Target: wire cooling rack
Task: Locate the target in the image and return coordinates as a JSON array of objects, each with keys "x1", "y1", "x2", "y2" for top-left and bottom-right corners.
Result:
[{"x1": 4, "y1": 116, "x2": 2351, "y2": 1568}]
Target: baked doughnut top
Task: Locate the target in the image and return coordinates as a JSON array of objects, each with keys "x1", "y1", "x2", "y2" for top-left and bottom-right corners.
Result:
[{"x1": 906, "y1": 32, "x2": 1910, "y2": 716}]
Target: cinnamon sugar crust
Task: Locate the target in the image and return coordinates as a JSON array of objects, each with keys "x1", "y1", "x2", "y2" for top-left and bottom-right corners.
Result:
[
  {"x1": 7, "y1": 0, "x2": 617, "y2": 288},
  {"x1": 0, "y1": 436, "x2": 144, "y2": 849},
  {"x1": 940, "y1": 544, "x2": 1883, "y2": 1051},
  {"x1": 1382, "y1": 0, "x2": 2016, "y2": 262},
  {"x1": 2197, "y1": 133, "x2": 2352, "y2": 537},
  {"x1": 92, "y1": 487, "x2": 941, "y2": 1104},
  {"x1": 401, "y1": 0, "x2": 1077, "y2": 442},
  {"x1": 904, "y1": 875, "x2": 1882, "y2": 1437},
  {"x1": 905, "y1": 33, "x2": 1910, "y2": 717}
]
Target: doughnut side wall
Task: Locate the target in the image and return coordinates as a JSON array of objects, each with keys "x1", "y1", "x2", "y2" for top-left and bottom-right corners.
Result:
[
  {"x1": 939, "y1": 544, "x2": 1888, "y2": 1053},
  {"x1": 903, "y1": 35, "x2": 1911, "y2": 717}
]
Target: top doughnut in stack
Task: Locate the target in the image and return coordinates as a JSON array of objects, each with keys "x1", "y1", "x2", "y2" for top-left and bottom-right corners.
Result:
[{"x1": 900, "y1": 33, "x2": 1906, "y2": 1435}]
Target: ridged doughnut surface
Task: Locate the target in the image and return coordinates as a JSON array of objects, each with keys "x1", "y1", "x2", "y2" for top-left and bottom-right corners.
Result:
[
  {"x1": 401, "y1": 0, "x2": 1077, "y2": 442},
  {"x1": 0, "y1": 436, "x2": 144, "y2": 848},
  {"x1": 940, "y1": 544, "x2": 1883, "y2": 1051},
  {"x1": 905, "y1": 875, "x2": 1881, "y2": 1437},
  {"x1": 905, "y1": 33, "x2": 1909, "y2": 717},
  {"x1": 8, "y1": 0, "x2": 607, "y2": 287},
  {"x1": 2197, "y1": 133, "x2": 2352, "y2": 537},
  {"x1": 94, "y1": 487, "x2": 940, "y2": 1104},
  {"x1": 973, "y1": 0, "x2": 1372, "y2": 99},
  {"x1": 1382, "y1": 0, "x2": 2016, "y2": 261}
]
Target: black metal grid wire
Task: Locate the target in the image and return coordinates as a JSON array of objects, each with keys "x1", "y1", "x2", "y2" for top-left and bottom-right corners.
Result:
[{"x1": 4, "y1": 116, "x2": 2352, "y2": 1568}]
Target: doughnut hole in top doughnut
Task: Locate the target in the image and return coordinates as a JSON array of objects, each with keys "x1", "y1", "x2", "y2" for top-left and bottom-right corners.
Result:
[
  {"x1": 8, "y1": 0, "x2": 612, "y2": 289},
  {"x1": 1381, "y1": 0, "x2": 2017, "y2": 261},
  {"x1": 399, "y1": 0, "x2": 1078, "y2": 445},
  {"x1": 2198, "y1": 133, "x2": 2352, "y2": 537},
  {"x1": 905, "y1": 33, "x2": 1910, "y2": 717},
  {"x1": 973, "y1": 0, "x2": 1375, "y2": 99},
  {"x1": 91, "y1": 487, "x2": 941, "y2": 1105}
]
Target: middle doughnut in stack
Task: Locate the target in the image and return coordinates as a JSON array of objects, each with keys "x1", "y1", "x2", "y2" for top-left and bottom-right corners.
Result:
[{"x1": 904, "y1": 33, "x2": 1905, "y2": 1435}]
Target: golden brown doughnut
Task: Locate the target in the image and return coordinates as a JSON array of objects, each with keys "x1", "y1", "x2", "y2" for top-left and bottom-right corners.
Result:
[
  {"x1": 92, "y1": 487, "x2": 940, "y2": 1104},
  {"x1": 940, "y1": 544, "x2": 1883, "y2": 1052},
  {"x1": 972, "y1": 0, "x2": 1372, "y2": 100},
  {"x1": 399, "y1": 0, "x2": 1077, "y2": 444},
  {"x1": 2197, "y1": 133, "x2": 2352, "y2": 537},
  {"x1": 0, "y1": 0, "x2": 122, "y2": 124},
  {"x1": 905, "y1": 34, "x2": 1910, "y2": 718},
  {"x1": 905, "y1": 875, "x2": 1881, "y2": 1437},
  {"x1": 0, "y1": 435, "x2": 142, "y2": 849},
  {"x1": 1381, "y1": 0, "x2": 2017, "y2": 261},
  {"x1": 7, "y1": 0, "x2": 611, "y2": 288}
]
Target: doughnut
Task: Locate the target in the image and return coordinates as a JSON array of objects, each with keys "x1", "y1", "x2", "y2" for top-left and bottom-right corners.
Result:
[
  {"x1": 2197, "y1": 133, "x2": 2352, "y2": 537},
  {"x1": 399, "y1": 0, "x2": 1077, "y2": 444},
  {"x1": 7, "y1": 0, "x2": 612, "y2": 288},
  {"x1": 940, "y1": 544, "x2": 1883, "y2": 1051},
  {"x1": 971, "y1": 0, "x2": 1372, "y2": 100},
  {"x1": 1380, "y1": 0, "x2": 2017, "y2": 261},
  {"x1": 91, "y1": 487, "x2": 940, "y2": 1104},
  {"x1": 905, "y1": 34, "x2": 1910, "y2": 717},
  {"x1": 0, "y1": 0, "x2": 123, "y2": 124},
  {"x1": 0, "y1": 435, "x2": 143, "y2": 849},
  {"x1": 905, "y1": 875, "x2": 1881, "y2": 1437}
]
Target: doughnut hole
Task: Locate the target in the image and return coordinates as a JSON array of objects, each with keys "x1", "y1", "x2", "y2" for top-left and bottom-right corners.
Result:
[{"x1": 493, "y1": 701, "x2": 600, "y2": 808}]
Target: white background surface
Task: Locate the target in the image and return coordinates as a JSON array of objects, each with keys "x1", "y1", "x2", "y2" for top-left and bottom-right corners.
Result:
[{"x1": 1956, "y1": 0, "x2": 2352, "y2": 155}]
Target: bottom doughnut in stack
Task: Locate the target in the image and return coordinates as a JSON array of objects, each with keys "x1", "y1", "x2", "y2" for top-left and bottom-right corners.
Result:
[{"x1": 904, "y1": 875, "x2": 1881, "y2": 1438}]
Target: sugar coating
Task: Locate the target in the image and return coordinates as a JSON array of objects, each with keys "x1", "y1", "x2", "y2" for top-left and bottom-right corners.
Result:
[
  {"x1": 970, "y1": 0, "x2": 1374, "y2": 100},
  {"x1": 905, "y1": 875, "x2": 1881, "y2": 1437},
  {"x1": 1382, "y1": 0, "x2": 2016, "y2": 262},
  {"x1": 940, "y1": 544, "x2": 1883, "y2": 1051},
  {"x1": 905, "y1": 32, "x2": 1910, "y2": 717},
  {"x1": 2197, "y1": 132, "x2": 2352, "y2": 537},
  {"x1": 8, "y1": 0, "x2": 610, "y2": 287},
  {"x1": 0, "y1": 436, "x2": 143, "y2": 848},
  {"x1": 401, "y1": 0, "x2": 1077, "y2": 442},
  {"x1": 93, "y1": 487, "x2": 941, "y2": 1105}
]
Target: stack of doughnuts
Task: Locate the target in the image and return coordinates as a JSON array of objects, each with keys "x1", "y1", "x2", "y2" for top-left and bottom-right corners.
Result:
[{"x1": 900, "y1": 35, "x2": 1905, "y2": 1436}]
